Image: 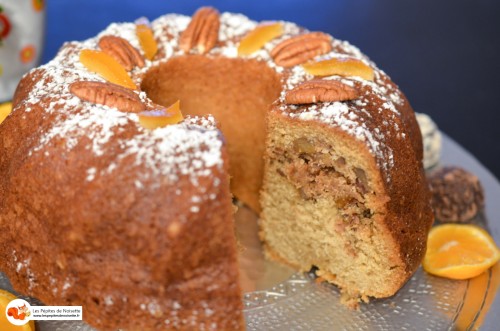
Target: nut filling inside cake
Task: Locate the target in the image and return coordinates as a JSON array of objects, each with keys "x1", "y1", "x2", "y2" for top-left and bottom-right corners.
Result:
[
  {"x1": 260, "y1": 118, "x2": 411, "y2": 301},
  {"x1": 280, "y1": 138, "x2": 371, "y2": 205},
  {"x1": 270, "y1": 136, "x2": 378, "y2": 258},
  {"x1": 275, "y1": 137, "x2": 374, "y2": 239}
]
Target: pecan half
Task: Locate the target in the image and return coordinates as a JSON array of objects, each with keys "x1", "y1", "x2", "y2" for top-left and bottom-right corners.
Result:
[
  {"x1": 285, "y1": 79, "x2": 359, "y2": 104},
  {"x1": 271, "y1": 32, "x2": 333, "y2": 67},
  {"x1": 179, "y1": 7, "x2": 220, "y2": 54},
  {"x1": 69, "y1": 81, "x2": 145, "y2": 113},
  {"x1": 98, "y1": 35, "x2": 145, "y2": 71}
]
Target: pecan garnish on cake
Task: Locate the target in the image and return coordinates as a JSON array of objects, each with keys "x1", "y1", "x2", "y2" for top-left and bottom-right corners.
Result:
[
  {"x1": 70, "y1": 81, "x2": 145, "y2": 113},
  {"x1": 271, "y1": 32, "x2": 333, "y2": 67},
  {"x1": 285, "y1": 79, "x2": 359, "y2": 104},
  {"x1": 179, "y1": 6, "x2": 220, "y2": 54},
  {"x1": 98, "y1": 35, "x2": 145, "y2": 71}
]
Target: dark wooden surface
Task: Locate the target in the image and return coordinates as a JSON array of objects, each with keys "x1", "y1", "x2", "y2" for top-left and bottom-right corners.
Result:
[{"x1": 44, "y1": 0, "x2": 500, "y2": 180}]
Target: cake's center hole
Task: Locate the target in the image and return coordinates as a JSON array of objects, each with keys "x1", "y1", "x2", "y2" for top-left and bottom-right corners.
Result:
[{"x1": 141, "y1": 55, "x2": 282, "y2": 211}]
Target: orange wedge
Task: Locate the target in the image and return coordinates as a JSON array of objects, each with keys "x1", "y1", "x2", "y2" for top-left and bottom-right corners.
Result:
[
  {"x1": 302, "y1": 57, "x2": 374, "y2": 81},
  {"x1": 238, "y1": 22, "x2": 284, "y2": 56},
  {"x1": 0, "y1": 102, "x2": 12, "y2": 125},
  {"x1": 136, "y1": 24, "x2": 158, "y2": 60},
  {"x1": 138, "y1": 100, "x2": 183, "y2": 129},
  {"x1": 0, "y1": 290, "x2": 35, "y2": 331},
  {"x1": 423, "y1": 224, "x2": 500, "y2": 280},
  {"x1": 79, "y1": 49, "x2": 136, "y2": 90},
  {"x1": 454, "y1": 261, "x2": 500, "y2": 330}
]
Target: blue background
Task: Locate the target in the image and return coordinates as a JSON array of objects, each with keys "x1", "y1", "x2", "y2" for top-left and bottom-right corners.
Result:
[{"x1": 43, "y1": 0, "x2": 500, "y2": 179}]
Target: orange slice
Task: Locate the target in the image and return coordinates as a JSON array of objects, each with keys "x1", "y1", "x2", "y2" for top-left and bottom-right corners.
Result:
[
  {"x1": 79, "y1": 49, "x2": 136, "y2": 90},
  {"x1": 302, "y1": 57, "x2": 375, "y2": 81},
  {"x1": 138, "y1": 100, "x2": 183, "y2": 129},
  {"x1": 423, "y1": 224, "x2": 500, "y2": 280},
  {"x1": 454, "y1": 261, "x2": 500, "y2": 330},
  {"x1": 238, "y1": 22, "x2": 284, "y2": 56},
  {"x1": 136, "y1": 24, "x2": 158, "y2": 61},
  {"x1": 0, "y1": 102, "x2": 12, "y2": 125},
  {"x1": 0, "y1": 290, "x2": 35, "y2": 331}
]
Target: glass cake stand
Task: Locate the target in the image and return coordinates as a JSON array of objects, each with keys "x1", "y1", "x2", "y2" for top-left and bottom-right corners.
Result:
[{"x1": 1, "y1": 133, "x2": 499, "y2": 330}]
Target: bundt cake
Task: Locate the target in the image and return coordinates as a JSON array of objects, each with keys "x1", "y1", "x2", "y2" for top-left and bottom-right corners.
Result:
[{"x1": 0, "y1": 6, "x2": 433, "y2": 330}]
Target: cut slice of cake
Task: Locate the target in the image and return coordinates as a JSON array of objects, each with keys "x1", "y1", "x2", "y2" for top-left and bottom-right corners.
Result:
[{"x1": 260, "y1": 77, "x2": 434, "y2": 304}]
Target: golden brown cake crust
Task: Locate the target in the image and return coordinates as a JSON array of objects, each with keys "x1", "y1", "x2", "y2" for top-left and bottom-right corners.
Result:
[
  {"x1": 2, "y1": 70, "x2": 244, "y2": 330},
  {"x1": 1, "y1": 8, "x2": 433, "y2": 329}
]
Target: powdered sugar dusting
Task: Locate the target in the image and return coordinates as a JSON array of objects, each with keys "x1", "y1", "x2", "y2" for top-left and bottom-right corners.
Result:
[
  {"x1": 219, "y1": 12, "x2": 256, "y2": 42},
  {"x1": 19, "y1": 16, "x2": 227, "y2": 187},
  {"x1": 97, "y1": 23, "x2": 143, "y2": 55},
  {"x1": 19, "y1": 11, "x2": 406, "y2": 198},
  {"x1": 118, "y1": 116, "x2": 223, "y2": 186},
  {"x1": 288, "y1": 102, "x2": 394, "y2": 174},
  {"x1": 152, "y1": 14, "x2": 188, "y2": 58},
  {"x1": 34, "y1": 103, "x2": 132, "y2": 155},
  {"x1": 86, "y1": 167, "x2": 97, "y2": 182}
]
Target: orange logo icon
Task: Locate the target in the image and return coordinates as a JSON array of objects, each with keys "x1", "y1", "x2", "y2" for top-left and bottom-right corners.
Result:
[
  {"x1": 5, "y1": 298, "x2": 32, "y2": 326},
  {"x1": 7, "y1": 303, "x2": 30, "y2": 320}
]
